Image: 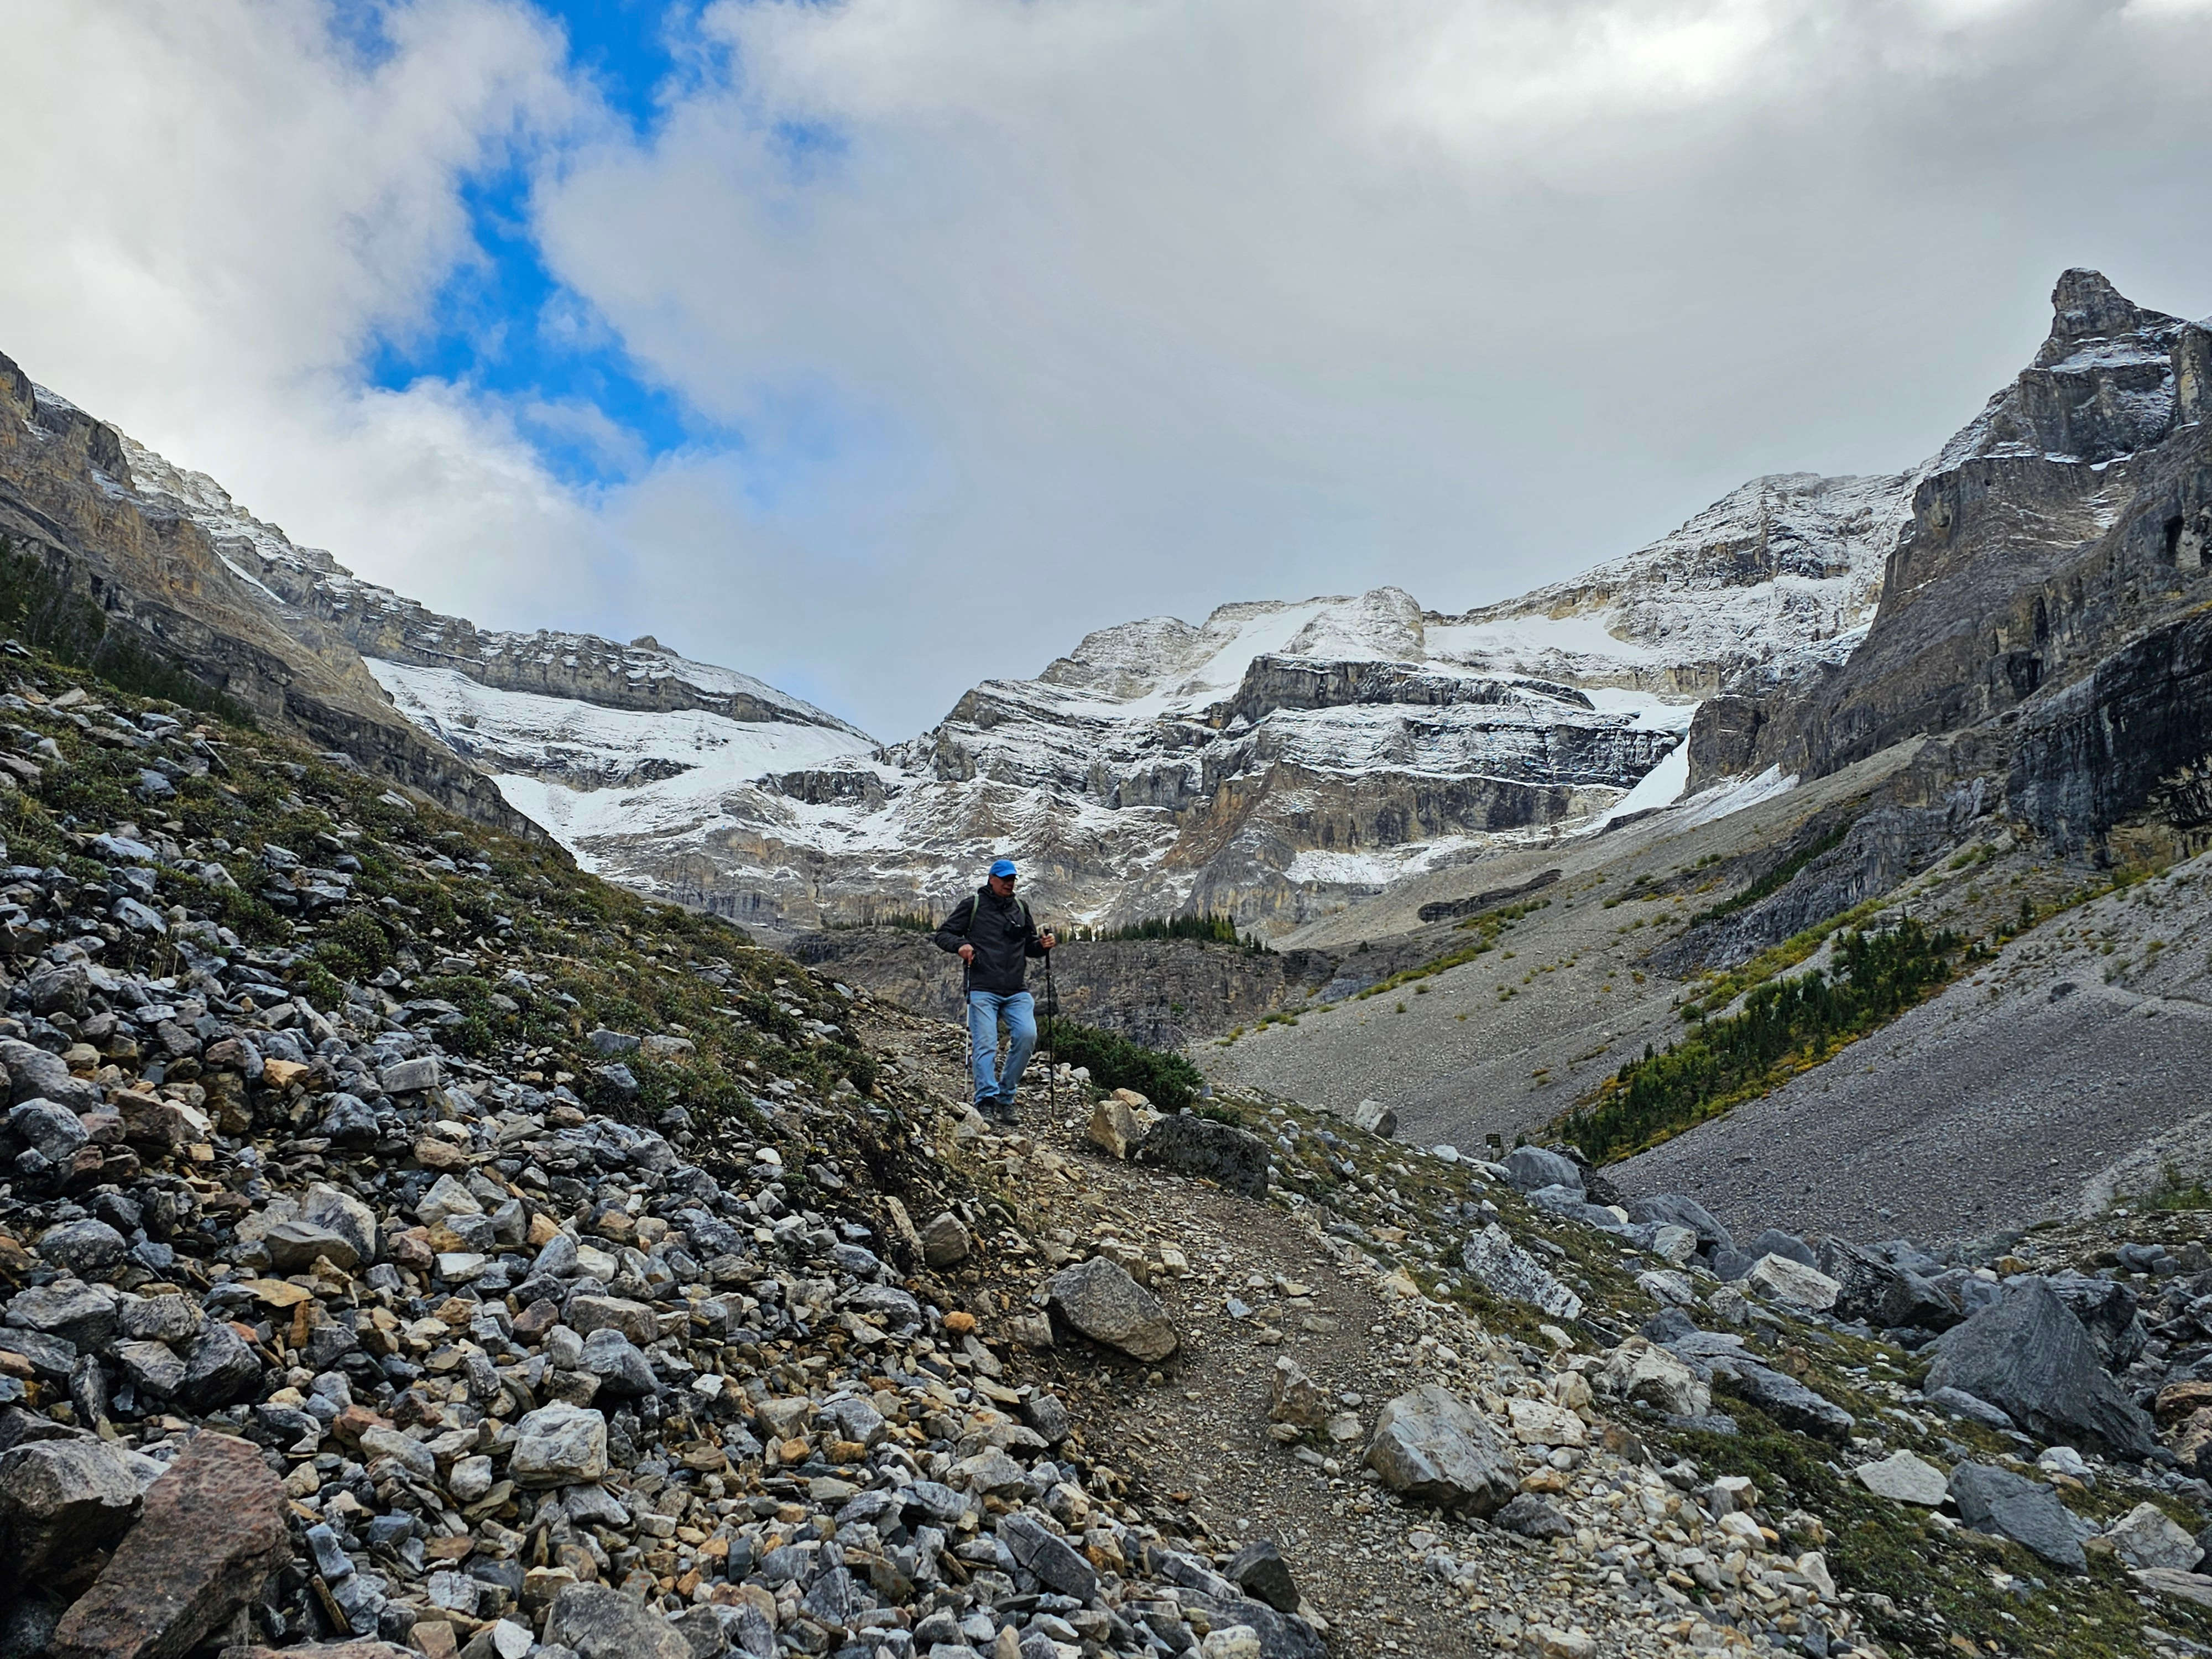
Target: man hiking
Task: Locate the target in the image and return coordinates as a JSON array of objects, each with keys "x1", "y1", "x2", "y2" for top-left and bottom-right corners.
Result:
[{"x1": 934, "y1": 857, "x2": 1056, "y2": 1123}]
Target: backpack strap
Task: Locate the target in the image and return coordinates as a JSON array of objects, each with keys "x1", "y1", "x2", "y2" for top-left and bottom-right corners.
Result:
[{"x1": 955, "y1": 887, "x2": 1030, "y2": 937}]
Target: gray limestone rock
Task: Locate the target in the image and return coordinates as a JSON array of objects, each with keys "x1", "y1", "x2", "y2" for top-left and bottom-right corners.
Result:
[
  {"x1": 577, "y1": 1329, "x2": 656, "y2": 1396},
  {"x1": 0, "y1": 1438, "x2": 144, "y2": 1582},
  {"x1": 1825, "y1": 1239, "x2": 1963, "y2": 1332},
  {"x1": 1047, "y1": 1256, "x2": 1178, "y2": 1362},
  {"x1": 921, "y1": 1212, "x2": 972, "y2": 1270},
  {"x1": 1364, "y1": 1384, "x2": 1516, "y2": 1515},
  {"x1": 1502, "y1": 1147, "x2": 1581, "y2": 1194},
  {"x1": 544, "y1": 1585, "x2": 690, "y2": 1659},
  {"x1": 9, "y1": 1281, "x2": 121, "y2": 1353},
  {"x1": 1707, "y1": 1354, "x2": 1854, "y2": 1442},
  {"x1": 2106, "y1": 1501, "x2": 2205, "y2": 1572},
  {"x1": 510, "y1": 1403, "x2": 609, "y2": 1487},
  {"x1": 178, "y1": 1323, "x2": 263, "y2": 1410},
  {"x1": 1224, "y1": 1538, "x2": 1300, "y2": 1613},
  {"x1": 300, "y1": 1185, "x2": 380, "y2": 1266},
  {"x1": 1136, "y1": 1113, "x2": 1270, "y2": 1197},
  {"x1": 1949, "y1": 1462, "x2": 2090, "y2": 1572},
  {"x1": 37, "y1": 1220, "x2": 128, "y2": 1278},
  {"x1": 1460, "y1": 1223, "x2": 1582, "y2": 1321},
  {"x1": 1924, "y1": 1386, "x2": 2017, "y2": 1432},
  {"x1": 1492, "y1": 1493, "x2": 1574, "y2": 1540},
  {"x1": 1854, "y1": 1449, "x2": 1949, "y2": 1506},
  {"x1": 999, "y1": 1511, "x2": 1099, "y2": 1601},
  {"x1": 1624, "y1": 1193, "x2": 1732, "y2": 1258},
  {"x1": 263, "y1": 1220, "x2": 361, "y2": 1274},
  {"x1": 1925, "y1": 1281, "x2": 2156, "y2": 1459},
  {"x1": 9, "y1": 1100, "x2": 87, "y2": 1164}
]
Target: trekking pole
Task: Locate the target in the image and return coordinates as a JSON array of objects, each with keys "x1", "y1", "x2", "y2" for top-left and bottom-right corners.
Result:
[
  {"x1": 1043, "y1": 946, "x2": 1056, "y2": 1121},
  {"x1": 961, "y1": 955, "x2": 973, "y2": 1107}
]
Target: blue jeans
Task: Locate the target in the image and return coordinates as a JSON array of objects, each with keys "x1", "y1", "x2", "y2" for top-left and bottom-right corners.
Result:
[{"x1": 967, "y1": 989, "x2": 1036, "y2": 1110}]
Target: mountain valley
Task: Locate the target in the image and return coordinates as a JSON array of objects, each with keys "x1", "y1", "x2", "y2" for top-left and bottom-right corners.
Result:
[{"x1": 2, "y1": 269, "x2": 2212, "y2": 1659}]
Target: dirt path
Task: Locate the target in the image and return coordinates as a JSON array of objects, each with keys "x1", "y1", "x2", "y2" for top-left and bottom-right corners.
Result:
[{"x1": 863, "y1": 1004, "x2": 1746, "y2": 1659}]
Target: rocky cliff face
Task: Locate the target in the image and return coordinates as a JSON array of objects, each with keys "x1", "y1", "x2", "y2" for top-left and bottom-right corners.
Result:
[
  {"x1": 0, "y1": 354, "x2": 531, "y2": 834},
  {"x1": 1694, "y1": 270, "x2": 2212, "y2": 857}
]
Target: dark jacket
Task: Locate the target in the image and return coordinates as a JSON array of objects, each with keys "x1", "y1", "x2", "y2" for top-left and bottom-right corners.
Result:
[{"x1": 934, "y1": 885, "x2": 1044, "y2": 995}]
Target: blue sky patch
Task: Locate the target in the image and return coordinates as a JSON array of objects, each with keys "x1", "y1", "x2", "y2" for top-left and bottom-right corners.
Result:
[{"x1": 363, "y1": 0, "x2": 718, "y2": 488}]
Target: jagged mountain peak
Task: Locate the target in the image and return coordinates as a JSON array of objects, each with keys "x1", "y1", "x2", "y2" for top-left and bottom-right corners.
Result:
[{"x1": 2040, "y1": 266, "x2": 2178, "y2": 361}]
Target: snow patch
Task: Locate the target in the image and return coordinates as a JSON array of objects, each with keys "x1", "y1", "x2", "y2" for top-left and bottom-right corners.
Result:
[{"x1": 1679, "y1": 765, "x2": 1799, "y2": 828}]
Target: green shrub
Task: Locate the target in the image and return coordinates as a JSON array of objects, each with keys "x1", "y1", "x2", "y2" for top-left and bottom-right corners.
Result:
[
  {"x1": 1044, "y1": 1018, "x2": 1206, "y2": 1110},
  {"x1": 1563, "y1": 920, "x2": 1967, "y2": 1162}
]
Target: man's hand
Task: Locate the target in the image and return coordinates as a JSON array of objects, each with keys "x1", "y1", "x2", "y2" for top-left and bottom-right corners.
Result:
[
  {"x1": 1040, "y1": 931, "x2": 1056, "y2": 950},
  {"x1": 958, "y1": 943, "x2": 975, "y2": 963}
]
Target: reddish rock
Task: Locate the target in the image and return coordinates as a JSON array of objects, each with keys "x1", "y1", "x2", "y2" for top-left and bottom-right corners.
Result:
[
  {"x1": 54, "y1": 1433, "x2": 290, "y2": 1659},
  {"x1": 223, "y1": 1646, "x2": 412, "y2": 1659}
]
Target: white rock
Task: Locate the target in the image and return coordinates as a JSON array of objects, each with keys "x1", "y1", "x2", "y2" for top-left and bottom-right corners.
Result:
[
  {"x1": 1506, "y1": 1398, "x2": 1587, "y2": 1448},
  {"x1": 1744, "y1": 1253, "x2": 1841, "y2": 1312},
  {"x1": 1599, "y1": 1337, "x2": 1710, "y2": 1418},
  {"x1": 1854, "y1": 1449, "x2": 1949, "y2": 1507},
  {"x1": 2107, "y1": 1500, "x2": 2205, "y2": 1571}
]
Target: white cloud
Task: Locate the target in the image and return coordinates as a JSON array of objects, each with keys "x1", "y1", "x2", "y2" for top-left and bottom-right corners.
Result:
[
  {"x1": 0, "y1": 0, "x2": 612, "y2": 628},
  {"x1": 9, "y1": 1, "x2": 2212, "y2": 743},
  {"x1": 536, "y1": 0, "x2": 2212, "y2": 734}
]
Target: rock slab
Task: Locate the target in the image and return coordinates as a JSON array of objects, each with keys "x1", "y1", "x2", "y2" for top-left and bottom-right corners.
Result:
[
  {"x1": 1948, "y1": 1462, "x2": 2089, "y2": 1572},
  {"x1": 1047, "y1": 1256, "x2": 1178, "y2": 1361},
  {"x1": 1364, "y1": 1384, "x2": 1516, "y2": 1515},
  {"x1": 1926, "y1": 1281, "x2": 2157, "y2": 1459},
  {"x1": 1854, "y1": 1449, "x2": 1949, "y2": 1507},
  {"x1": 54, "y1": 1432, "x2": 289, "y2": 1659}
]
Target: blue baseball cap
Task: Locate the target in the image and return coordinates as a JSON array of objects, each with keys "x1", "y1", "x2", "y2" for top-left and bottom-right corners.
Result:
[{"x1": 989, "y1": 858, "x2": 1018, "y2": 878}]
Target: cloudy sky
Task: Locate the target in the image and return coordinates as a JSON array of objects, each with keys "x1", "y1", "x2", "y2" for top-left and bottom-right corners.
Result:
[{"x1": 6, "y1": 0, "x2": 2210, "y2": 739}]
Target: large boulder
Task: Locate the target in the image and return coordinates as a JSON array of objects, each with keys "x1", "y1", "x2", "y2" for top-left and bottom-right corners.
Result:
[
  {"x1": 1745, "y1": 1254, "x2": 1841, "y2": 1313},
  {"x1": 2106, "y1": 1502, "x2": 2205, "y2": 1572},
  {"x1": 1461, "y1": 1224, "x2": 1582, "y2": 1321},
  {"x1": 1924, "y1": 1281, "x2": 2157, "y2": 1459},
  {"x1": 2042, "y1": 1272, "x2": 2148, "y2": 1370},
  {"x1": 1136, "y1": 1114, "x2": 1269, "y2": 1197},
  {"x1": 1948, "y1": 1462, "x2": 2090, "y2": 1572},
  {"x1": 1047, "y1": 1256, "x2": 1178, "y2": 1361},
  {"x1": 1624, "y1": 1193, "x2": 1732, "y2": 1258},
  {"x1": 1502, "y1": 1147, "x2": 1582, "y2": 1194},
  {"x1": 1598, "y1": 1337, "x2": 1710, "y2": 1418},
  {"x1": 1825, "y1": 1239, "x2": 1963, "y2": 1332},
  {"x1": 0, "y1": 1438, "x2": 143, "y2": 1584},
  {"x1": 53, "y1": 1433, "x2": 289, "y2": 1659},
  {"x1": 544, "y1": 1585, "x2": 690, "y2": 1659},
  {"x1": 1363, "y1": 1385, "x2": 1517, "y2": 1515}
]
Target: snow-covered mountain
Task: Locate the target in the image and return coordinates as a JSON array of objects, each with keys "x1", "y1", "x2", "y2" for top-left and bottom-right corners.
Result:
[{"x1": 11, "y1": 353, "x2": 1912, "y2": 942}]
